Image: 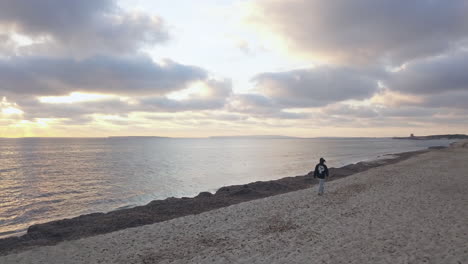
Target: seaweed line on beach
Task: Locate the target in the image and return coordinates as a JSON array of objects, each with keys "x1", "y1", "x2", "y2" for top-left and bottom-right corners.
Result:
[{"x1": 0, "y1": 147, "x2": 439, "y2": 255}]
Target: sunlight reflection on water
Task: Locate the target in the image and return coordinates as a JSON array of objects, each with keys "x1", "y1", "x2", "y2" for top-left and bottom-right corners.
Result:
[{"x1": 0, "y1": 137, "x2": 454, "y2": 238}]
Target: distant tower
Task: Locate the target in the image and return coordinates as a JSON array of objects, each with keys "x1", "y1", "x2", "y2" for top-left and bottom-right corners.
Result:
[{"x1": 410, "y1": 133, "x2": 415, "y2": 138}]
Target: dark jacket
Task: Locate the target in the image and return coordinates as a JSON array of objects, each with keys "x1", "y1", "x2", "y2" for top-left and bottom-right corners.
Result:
[{"x1": 314, "y1": 163, "x2": 329, "y2": 179}]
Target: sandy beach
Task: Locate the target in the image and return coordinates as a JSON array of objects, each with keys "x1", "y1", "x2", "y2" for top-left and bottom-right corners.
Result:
[{"x1": 1, "y1": 141, "x2": 467, "y2": 263}]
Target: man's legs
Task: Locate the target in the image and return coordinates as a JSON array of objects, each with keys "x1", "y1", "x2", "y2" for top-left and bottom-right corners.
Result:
[{"x1": 318, "y1": 179, "x2": 325, "y2": 195}]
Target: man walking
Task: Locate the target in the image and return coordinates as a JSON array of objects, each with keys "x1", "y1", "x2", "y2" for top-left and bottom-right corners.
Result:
[{"x1": 314, "y1": 157, "x2": 329, "y2": 195}]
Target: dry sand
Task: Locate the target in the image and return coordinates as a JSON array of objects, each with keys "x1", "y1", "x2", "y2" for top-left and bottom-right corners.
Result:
[{"x1": 1, "y1": 141, "x2": 467, "y2": 264}]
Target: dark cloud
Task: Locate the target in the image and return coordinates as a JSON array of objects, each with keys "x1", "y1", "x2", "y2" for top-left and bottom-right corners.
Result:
[
  {"x1": 421, "y1": 91, "x2": 468, "y2": 109},
  {"x1": 378, "y1": 49, "x2": 468, "y2": 110},
  {"x1": 227, "y1": 65, "x2": 380, "y2": 119},
  {"x1": 0, "y1": 0, "x2": 168, "y2": 56},
  {"x1": 0, "y1": 56, "x2": 207, "y2": 97},
  {"x1": 0, "y1": 0, "x2": 113, "y2": 35},
  {"x1": 378, "y1": 106, "x2": 439, "y2": 118},
  {"x1": 379, "y1": 111, "x2": 468, "y2": 126},
  {"x1": 313, "y1": 103, "x2": 468, "y2": 129},
  {"x1": 249, "y1": 0, "x2": 468, "y2": 65},
  {"x1": 252, "y1": 67, "x2": 379, "y2": 107},
  {"x1": 1, "y1": 0, "x2": 467, "y2": 132},
  {"x1": 139, "y1": 78, "x2": 233, "y2": 112},
  {"x1": 0, "y1": 0, "x2": 234, "y2": 124},
  {"x1": 141, "y1": 96, "x2": 220, "y2": 112},
  {"x1": 13, "y1": 78, "x2": 233, "y2": 122},
  {"x1": 385, "y1": 50, "x2": 468, "y2": 95},
  {"x1": 321, "y1": 103, "x2": 467, "y2": 126},
  {"x1": 228, "y1": 93, "x2": 276, "y2": 114},
  {"x1": 242, "y1": 0, "x2": 468, "y2": 126}
]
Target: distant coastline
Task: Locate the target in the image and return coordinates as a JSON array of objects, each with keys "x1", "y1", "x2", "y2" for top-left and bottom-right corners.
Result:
[
  {"x1": 107, "y1": 136, "x2": 170, "y2": 139},
  {"x1": 209, "y1": 135, "x2": 300, "y2": 139},
  {"x1": 2, "y1": 134, "x2": 466, "y2": 140},
  {"x1": 393, "y1": 134, "x2": 468, "y2": 140}
]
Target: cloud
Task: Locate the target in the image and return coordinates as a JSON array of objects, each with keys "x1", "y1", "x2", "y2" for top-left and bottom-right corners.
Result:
[
  {"x1": 378, "y1": 106, "x2": 439, "y2": 118},
  {"x1": 15, "y1": 98, "x2": 131, "y2": 120},
  {"x1": 321, "y1": 102, "x2": 468, "y2": 127},
  {"x1": 313, "y1": 102, "x2": 468, "y2": 131},
  {"x1": 247, "y1": 0, "x2": 468, "y2": 65},
  {"x1": 0, "y1": 0, "x2": 168, "y2": 56},
  {"x1": 322, "y1": 104, "x2": 379, "y2": 118},
  {"x1": 0, "y1": 56, "x2": 207, "y2": 97},
  {"x1": 228, "y1": 93, "x2": 276, "y2": 113},
  {"x1": 377, "y1": 49, "x2": 468, "y2": 110},
  {"x1": 227, "y1": 93, "x2": 309, "y2": 119},
  {"x1": 370, "y1": 89, "x2": 424, "y2": 108},
  {"x1": 384, "y1": 50, "x2": 468, "y2": 95},
  {"x1": 225, "y1": 65, "x2": 380, "y2": 119},
  {"x1": 1, "y1": 0, "x2": 467, "y2": 135},
  {"x1": 139, "y1": 78, "x2": 233, "y2": 112},
  {"x1": 252, "y1": 66, "x2": 380, "y2": 107},
  {"x1": 0, "y1": 34, "x2": 17, "y2": 55},
  {"x1": 12, "y1": 78, "x2": 233, "y2": 122},
  {"x1": 421, "y1": 91, "x2": 468, "y2": 109}
]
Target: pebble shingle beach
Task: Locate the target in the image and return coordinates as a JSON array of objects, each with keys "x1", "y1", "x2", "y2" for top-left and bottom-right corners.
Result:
[{"x1": 1, "y1": 141, "x2": 467, "y2": 264}]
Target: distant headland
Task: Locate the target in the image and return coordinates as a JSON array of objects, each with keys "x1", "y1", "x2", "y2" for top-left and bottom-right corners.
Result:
[
  {"x1": 393, "y1": 134, "x2": 468, "y2": 140},
  {"x1": 107, "y1": 136, "x2": 170, "y2": 139},
  {"x1": 209, "y1": 135, "x2": 300, "y2": 139}
]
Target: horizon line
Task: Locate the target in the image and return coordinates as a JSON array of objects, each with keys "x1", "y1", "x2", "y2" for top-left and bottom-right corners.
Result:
[{"x1": 0, "y1": 135, "x2": 434, "y2": 139}]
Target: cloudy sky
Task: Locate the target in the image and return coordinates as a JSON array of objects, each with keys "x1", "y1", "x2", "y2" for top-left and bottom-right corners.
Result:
[{"x1": 1, "y1": 0, "x2": 467, "y2": 137}]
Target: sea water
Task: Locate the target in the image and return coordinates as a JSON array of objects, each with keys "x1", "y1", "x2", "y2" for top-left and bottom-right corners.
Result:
[{"x1": 0, "y1": 137, "x2": 454, "y2": 238}]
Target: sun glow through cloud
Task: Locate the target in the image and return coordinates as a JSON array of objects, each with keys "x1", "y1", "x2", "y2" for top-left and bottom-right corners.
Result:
[
  {"x1": 0, "y1": 0, "x2": 467, "y2": 138},
  {"x1": 39, "y1": 92, "x2": 116, "y2": 104},
  {"x1": 1, "y1": 107, "x2": 23, "y2": 115},
  {"x1": 167, "y1": 81, "x2": 211, "y2": 101},
  {"x1": 0, "y1": 97, "x2": 23, "y2": 116}
]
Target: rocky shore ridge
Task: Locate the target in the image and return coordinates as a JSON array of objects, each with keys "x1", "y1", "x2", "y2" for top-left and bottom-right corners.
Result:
[{"x1": 0, "y1": 148, "x2": 438, "y2": 255}]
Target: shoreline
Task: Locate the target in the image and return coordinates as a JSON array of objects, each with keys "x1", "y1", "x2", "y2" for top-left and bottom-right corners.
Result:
[
  {"x1": 1, "y1": 141, "x2": 466, "y2": 263},
  {"x1": 0, "y1": 146, "x2": 446, "y2": 255}
]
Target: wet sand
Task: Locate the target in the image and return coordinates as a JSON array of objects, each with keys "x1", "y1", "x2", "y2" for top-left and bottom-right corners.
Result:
[{"x1": 1, "y1": 141, "x2": 467, "y2": 263}]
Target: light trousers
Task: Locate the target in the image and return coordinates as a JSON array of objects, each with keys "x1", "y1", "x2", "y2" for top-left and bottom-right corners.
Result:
[{"x1": 318, "y1": 178, "x2": 325, "y2": 194}]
